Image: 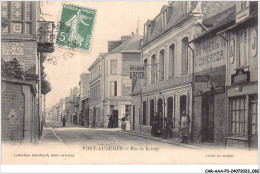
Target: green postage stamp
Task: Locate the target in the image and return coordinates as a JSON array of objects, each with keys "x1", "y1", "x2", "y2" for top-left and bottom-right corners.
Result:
[{"x1": 56, "y1": 4, "x2": 96, "y2": 52}]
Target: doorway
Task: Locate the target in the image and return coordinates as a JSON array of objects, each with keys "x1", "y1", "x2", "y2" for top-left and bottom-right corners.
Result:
[
  {"x1": 112, "y1": 110, "x2": 118, "y2": 128},
  {"x1": 150, "y1": 100, "x2": 155, "y2": 126},
  {"x1": 201, "y1": 92, "x2": 214, "y2": 143}
]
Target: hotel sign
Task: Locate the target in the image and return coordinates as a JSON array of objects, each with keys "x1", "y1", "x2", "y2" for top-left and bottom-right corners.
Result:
[
  {"x1": 130, "y1": 66, "x2": 145, "y2": 79},
  {"x1": 231, "y1": 69, "x2": 250, "y2": 85}
]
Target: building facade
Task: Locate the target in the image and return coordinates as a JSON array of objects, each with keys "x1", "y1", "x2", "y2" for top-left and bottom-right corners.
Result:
[
  {"x1": 131, "y1": 1, "x2": 238, "y2": 141},
  {"x1": 88, "y1": 54, "x2": 105, "y2": 127},
  {"x1": 191, "y1": 6, "x2": 236, "y2": 146},
  {"x1": 103, "y1": 34, "x2": 142, "y2": 128},
  {"x1": 224, "y1": 1, "x2": 258, "y2": 149},
  {"x1": 1, "y1": 2, "x2": 54, "y2": 143},
  {"x1": 79, "y1": 73, "x2": 91, "y2": 126}
]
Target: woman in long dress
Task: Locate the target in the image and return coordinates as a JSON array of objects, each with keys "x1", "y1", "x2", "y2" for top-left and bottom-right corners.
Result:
[{"x1": 65, "y1": 9, "x2": 89, "y2": 46}]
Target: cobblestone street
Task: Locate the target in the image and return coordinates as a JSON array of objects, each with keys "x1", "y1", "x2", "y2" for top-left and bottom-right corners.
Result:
[{"x1": 41, "y1": 120, "x2": 182, "y2": 150}]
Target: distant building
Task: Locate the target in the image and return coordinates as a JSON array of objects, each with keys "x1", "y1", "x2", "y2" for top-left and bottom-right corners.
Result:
[
  {"x1": 79, "y1": 73, "x2": 91, "y2": 126},
  {"x1": 103, "y1": 34, "x2": 142, "y2": 128},
  {"x1": 88, "y1": 54, "x2": 105, "y2": 127},
  {"x1": 65, "y1": 87, "x2": 80, "y2": 124}
]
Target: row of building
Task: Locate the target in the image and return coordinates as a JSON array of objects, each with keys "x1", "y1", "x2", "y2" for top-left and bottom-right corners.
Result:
[
  {"x1": 1, "y1": 2, "x2": 55, "y2": 143},
  {"x1": 47, "y1": 1, "x2": 258, "y2": 149},
  {"x1": 131, "y1": 1, "x2": 258, "y2": 149},
  {"x1": 47, "y1": 73, "x2": 91, "y2": 126}
]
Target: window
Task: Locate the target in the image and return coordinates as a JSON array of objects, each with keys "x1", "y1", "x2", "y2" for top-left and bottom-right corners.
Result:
[
  {"x1": 249, "y1": 95, "x2": 258, "y2": 135},
  {"x1": 151, "y1": 54, "x2": 156, "y2": 84},
  {"x1": 162, "y1": 10, "x2": 167, "y2": 28},
  {"x1": 124, "y1": 85, "x2": 131, "y2": 96},
  {"x1": 159, "y1": 50, "x2": 164, "y2": 81},
  {"x1": 110, "y1": 81, "x2": 117, "y2": 96},
  {"x1": 110, "y1": 60, "x2": 117, "y2": 75},
  {"x1": 230, "y1": 97, "x2": 246, "y2": 136},
  {"x1": 238, "y1": 31, "x2": 247, "y2": 66},
  {"x1": 105, "y1": 61, "x2": 108, "y2": 76},
  {"x1": 181, "y1": 37, "x2": 189, "y2": 74},
  {"x1": 144, "y1": 59, "x2": 147, "y2": 86},
  {"x1": 1, "y1": 2, "x2": 34, "y2": 34},
  {"x1": 125, "y1": 105, "x2": 131, "y2": 121},
  {"x1": 168, "y1": 44, "x2": 175, "y2": 78}
]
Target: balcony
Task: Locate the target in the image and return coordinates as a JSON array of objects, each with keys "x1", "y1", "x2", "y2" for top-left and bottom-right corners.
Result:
[
  {"x1": 142, "y1": 74, "x2": 192, "y2": 93},
  {"x1": 37, "y1": 21, "x2": 55, "y2": 53}
]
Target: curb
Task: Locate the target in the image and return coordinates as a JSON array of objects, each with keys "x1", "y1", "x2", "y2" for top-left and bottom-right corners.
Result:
[
  {"x1": 44, "y1": 123, "x2": 65, "y2": 144},
  {"x1": 117, "y1": 130, "x2": 199, "y2": 149}
]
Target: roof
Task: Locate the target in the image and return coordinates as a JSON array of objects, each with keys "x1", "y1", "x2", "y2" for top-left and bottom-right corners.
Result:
[
  {"x1": 190, "y1": 6, "x2": 236, "y2": 43},
  {"x1": 142, "y1": 2, "x2": 198, "y2": 47},
  {"x1": 108, "y1": 34, "x2": 142, "y2": 54},
  {"x1": 217, "y1": 9, "x2": 258, "y2": 34}
]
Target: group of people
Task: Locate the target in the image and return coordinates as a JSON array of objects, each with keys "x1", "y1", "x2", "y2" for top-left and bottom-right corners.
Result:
[
  {"x1": 151, "y1": 112, "x2": 173, "y2": 139},
  {"x1": 151, "y1": 110, "x2": 190, "y2": 144}
]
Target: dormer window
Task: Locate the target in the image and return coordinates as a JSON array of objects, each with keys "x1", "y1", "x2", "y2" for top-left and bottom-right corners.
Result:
[{"x1": 162, "y1": 9, "x2": 167, "y2": 28}]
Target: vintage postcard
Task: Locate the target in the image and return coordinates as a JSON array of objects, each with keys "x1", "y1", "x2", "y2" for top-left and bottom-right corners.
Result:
[{"x1": 1, "y1": 1, "x2": 259, "y2": 171}]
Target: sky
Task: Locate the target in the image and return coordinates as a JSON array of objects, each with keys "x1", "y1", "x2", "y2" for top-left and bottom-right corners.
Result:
[{"x1": 41, "y1": 1, "x2": 167, "y2": 108}]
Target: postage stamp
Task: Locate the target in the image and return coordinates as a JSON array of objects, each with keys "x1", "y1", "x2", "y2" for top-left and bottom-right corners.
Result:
[{"x1": 56, "y1": 4, "x2": 96, "y2": 52}]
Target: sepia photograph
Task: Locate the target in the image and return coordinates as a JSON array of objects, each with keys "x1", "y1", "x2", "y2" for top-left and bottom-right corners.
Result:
[{"x1": 1, "y1": 1, "x2": 259, "y2": 173}]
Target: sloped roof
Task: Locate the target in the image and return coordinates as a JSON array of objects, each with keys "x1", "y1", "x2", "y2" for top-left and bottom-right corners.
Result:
[
  {"x1": 142, "y1": 2, "x2": 198, "y2": 47},
  {"x1": 190, "y1": 6, "x2": 236, "y2": 43},
  {"x1": 109, "y1": 34, "x2": 142, "y2": 54}
]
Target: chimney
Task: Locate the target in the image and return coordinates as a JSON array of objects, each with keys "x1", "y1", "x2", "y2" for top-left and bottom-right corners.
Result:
[{"x1": 108, "y1": 40, "x2": 122, "y2": 52}]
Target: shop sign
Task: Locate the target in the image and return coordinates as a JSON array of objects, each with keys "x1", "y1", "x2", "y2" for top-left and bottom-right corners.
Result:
[
  {"x1": 231, "y1": 69, "x2": 250, "y2": 85},
  {"x1": 130, "y1": 66, "x2": 145, "y2": 79}
]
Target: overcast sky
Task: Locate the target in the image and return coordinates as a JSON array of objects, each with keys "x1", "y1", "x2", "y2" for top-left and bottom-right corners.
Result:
[{"x1": 42, "y1": 1, "x2": 167, "y2": 108}]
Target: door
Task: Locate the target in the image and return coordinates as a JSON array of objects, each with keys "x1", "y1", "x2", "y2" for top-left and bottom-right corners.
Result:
[
  {"x1": 201, "y1": 92, "x2": 214, "y2": 143},
  {"x1": 249, "y1": 95, "x2": 258, "y2": 149},
  {"x1": 112, "y1": 110, "x2": 118, "y2": 128}
]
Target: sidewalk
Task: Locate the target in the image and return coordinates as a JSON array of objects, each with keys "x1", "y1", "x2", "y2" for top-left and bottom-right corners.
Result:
[
  {"x1": 39, "y1": 122, "x2": 65, "y2": 145},
  {"x1": 118, "y1": 130, "x2": 219, "y2": 149}
]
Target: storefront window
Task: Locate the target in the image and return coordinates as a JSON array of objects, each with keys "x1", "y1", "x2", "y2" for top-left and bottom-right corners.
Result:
[{"x1": 230, "y1": 97, "x2": 246, "y2": 136}]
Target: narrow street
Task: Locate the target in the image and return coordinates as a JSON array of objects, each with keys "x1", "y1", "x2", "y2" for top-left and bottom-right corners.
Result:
[{"x1": 41, "y1": 120, "x2": 183, "y2": 149}]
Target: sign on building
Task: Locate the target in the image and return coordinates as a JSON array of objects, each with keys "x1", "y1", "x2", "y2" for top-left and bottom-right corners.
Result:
[{"x1": 130, "y1": 66, "x2": 145, "y2": 79}]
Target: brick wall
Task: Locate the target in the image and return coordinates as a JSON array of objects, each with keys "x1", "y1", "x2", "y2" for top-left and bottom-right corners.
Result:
[
  {"x1": 1, "y1": 41, "x2": 37, "y2": 75},
  {"x1": 1, "y1": 81, "x2": 25, "y2": 142}
]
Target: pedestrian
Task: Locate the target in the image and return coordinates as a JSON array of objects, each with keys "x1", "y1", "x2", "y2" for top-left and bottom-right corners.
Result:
[
  {"x1": 151, "y1": 112, "x2": 159, "y2": 136},
  {"x1": 164, "y1": 117, "x2": 173, "y2": 139},
  {"x1": 108, "y1": 115, "x2": 113, "y2": 128},
  {"x1": 120, "y1": 116, "x2": 126, "y2": 131},
  {"x1": 62, "y1": 116, "x2": 66, "y2": 127},
  {"x1": 158, "y1": 112, "x2": 163, "y2": 137},
  {"x1": 179, "y1": 110, "x2": 190, "y2": 144}
]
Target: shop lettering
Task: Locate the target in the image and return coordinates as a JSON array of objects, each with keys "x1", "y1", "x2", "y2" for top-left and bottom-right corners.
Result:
[{"x1": 195, "y1": 35, "x2": 226, "y2": 67}]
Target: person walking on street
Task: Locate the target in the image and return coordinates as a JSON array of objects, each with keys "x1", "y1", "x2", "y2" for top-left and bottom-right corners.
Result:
[{"x1": 180, "y1": 110, "x2": 190, "y2": 143}]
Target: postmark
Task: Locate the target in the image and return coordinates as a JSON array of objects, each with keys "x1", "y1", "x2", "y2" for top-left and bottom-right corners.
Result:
[{"x1": 56, "y1": 4, "x2": 96, "y2": 52}]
